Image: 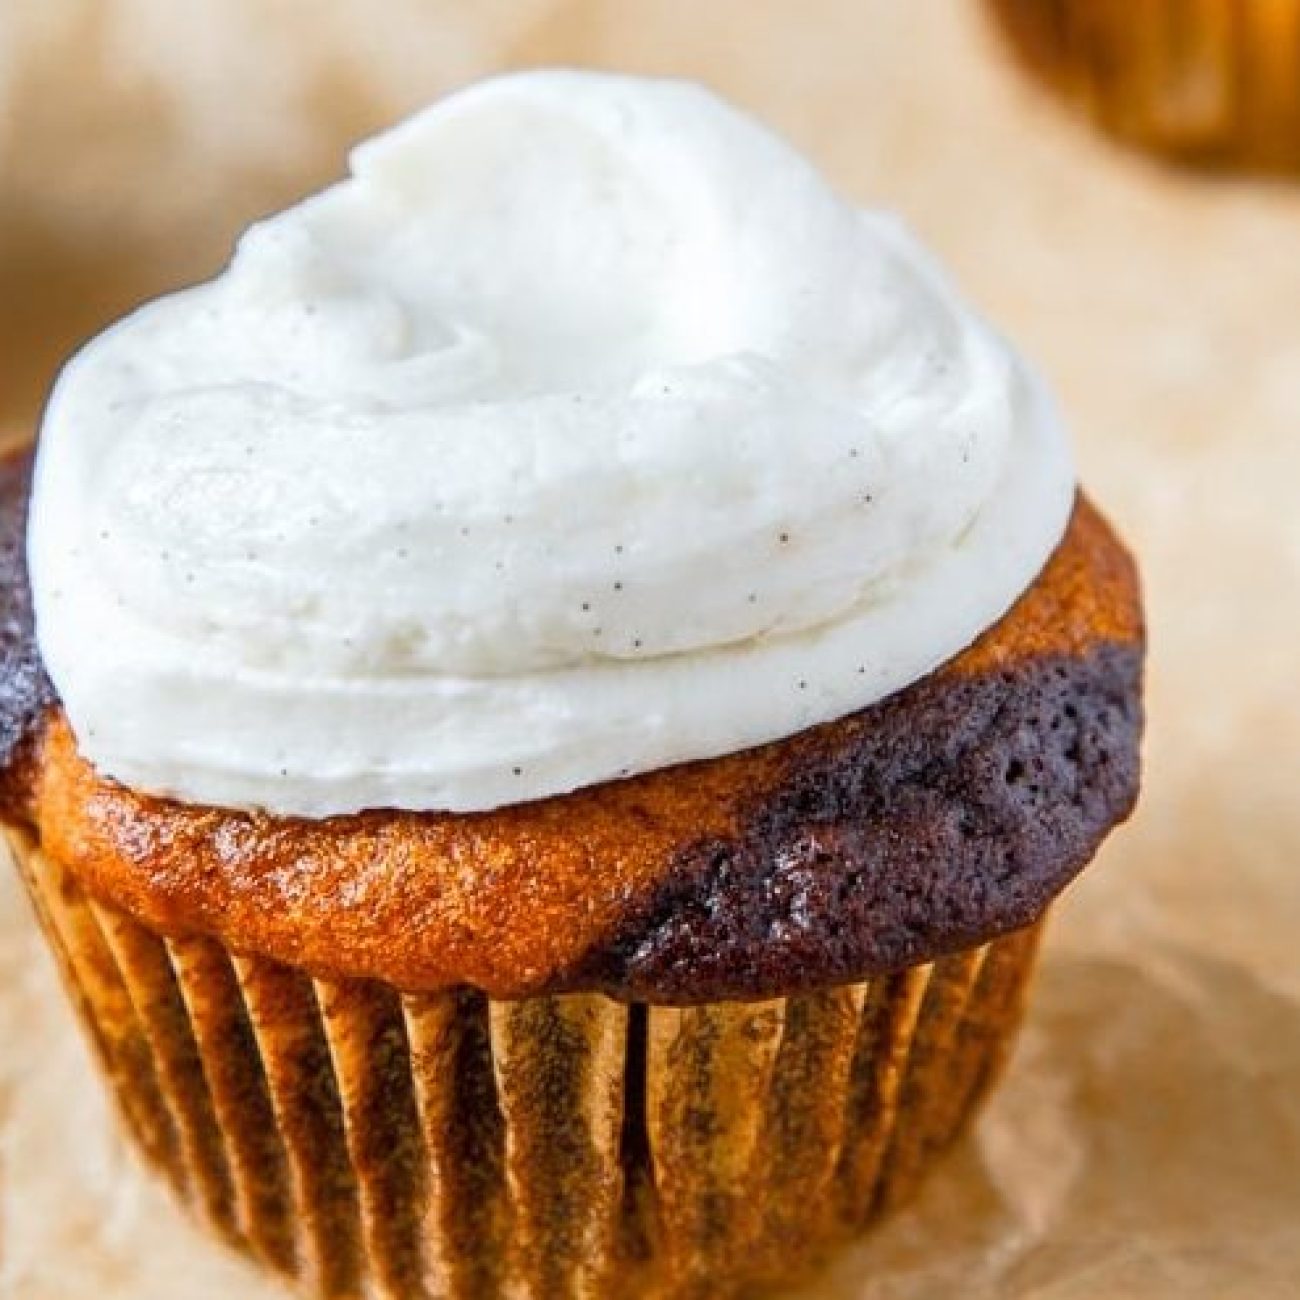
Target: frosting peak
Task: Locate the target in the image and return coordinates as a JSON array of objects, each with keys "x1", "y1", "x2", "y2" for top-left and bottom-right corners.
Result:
[{"x1": 29, "y1": 71, "x2": 1073, "y2": 815}]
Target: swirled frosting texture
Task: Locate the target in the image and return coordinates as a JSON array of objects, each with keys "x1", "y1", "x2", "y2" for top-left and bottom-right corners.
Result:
[{"x1": 29, "y1": 71, "x2": 1073, "y2": 816}]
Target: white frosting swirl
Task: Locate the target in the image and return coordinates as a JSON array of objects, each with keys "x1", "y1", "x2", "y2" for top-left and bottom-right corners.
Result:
[{"x1": 29, "y1": 71, "x2": 1073, "y2": 816}]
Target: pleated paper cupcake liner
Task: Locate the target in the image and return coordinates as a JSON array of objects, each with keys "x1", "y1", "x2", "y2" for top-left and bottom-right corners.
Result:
[
  {"x1": 988, "y1": 0, "x2": 1300, "y2": 170},
  {"x1": 7, "y1": 826, "x2": 1042, "y2": 1300}
]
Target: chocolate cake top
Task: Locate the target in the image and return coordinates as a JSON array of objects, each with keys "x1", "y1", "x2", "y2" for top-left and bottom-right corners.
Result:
[{"x1": 0, "y1": 449, "x2": 54, "y2": 821}]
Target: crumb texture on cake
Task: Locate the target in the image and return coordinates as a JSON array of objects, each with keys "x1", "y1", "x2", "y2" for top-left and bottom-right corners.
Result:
[
  {"x1": 0, "y1": 450, "x2": 53, "y2": 821},
  {"x1": 0, "y1": 445, "x2": 1143, "y2": 1002}
]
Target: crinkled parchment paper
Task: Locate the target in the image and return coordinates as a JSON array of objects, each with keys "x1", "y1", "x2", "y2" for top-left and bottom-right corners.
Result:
[{"x1": 2, "y1": 2, "x2": 1298, "y2": 1296}]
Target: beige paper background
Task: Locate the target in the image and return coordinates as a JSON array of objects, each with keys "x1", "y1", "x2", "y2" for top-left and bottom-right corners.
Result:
[{"x1": 2, "y1": 2, "x2": 1299, "y2": 1296}]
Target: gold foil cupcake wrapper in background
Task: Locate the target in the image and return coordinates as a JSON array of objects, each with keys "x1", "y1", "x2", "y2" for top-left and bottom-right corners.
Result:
[
  {"x1": 7, "y1": 827, "x2": 1042, "y2": 1299},
  {"x1": 987, "y1": 0, "x2": 1300, "y2": 171}
]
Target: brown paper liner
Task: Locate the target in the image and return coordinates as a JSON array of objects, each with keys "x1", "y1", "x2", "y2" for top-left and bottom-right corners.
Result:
[
  {"x1": 987, "y1": 0, "x2": 1300, "y2": 171},
  {"x1": 7, "y1": 826, "x2": 1042, "y2": 1299}
]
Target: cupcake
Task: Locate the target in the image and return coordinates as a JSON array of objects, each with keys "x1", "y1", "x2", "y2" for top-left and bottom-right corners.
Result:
[
  {"x1": 4, "y1": 73, "x2": 1143, "y2": 1299},
  {"x1": 985, "y1": 0, "x2": 1300, "y2": 171}
]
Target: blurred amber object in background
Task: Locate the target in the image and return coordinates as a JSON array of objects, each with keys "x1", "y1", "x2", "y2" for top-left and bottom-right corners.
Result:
[{"x1": 986, "y1": 0, "x2": 1300, "y2": 171}]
